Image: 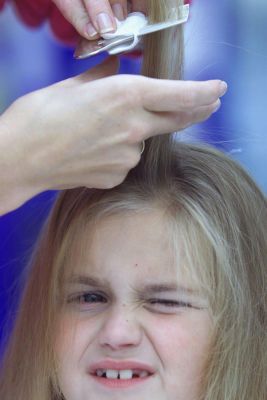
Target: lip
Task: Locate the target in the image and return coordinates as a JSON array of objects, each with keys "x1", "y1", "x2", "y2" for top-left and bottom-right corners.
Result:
[{"x1": 88, "y1": 360, "x2": 155, "y2": 389}]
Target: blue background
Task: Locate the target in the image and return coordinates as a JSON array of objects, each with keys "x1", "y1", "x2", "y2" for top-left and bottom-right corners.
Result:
[{"x1": 0, "y1": 0, "x2": 266, "y2": 354}]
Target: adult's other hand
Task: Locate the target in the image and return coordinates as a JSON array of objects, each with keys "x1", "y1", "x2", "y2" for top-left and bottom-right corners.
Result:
[{"x1": 0, "y1": 56, "x2": 226, "y2": 215}]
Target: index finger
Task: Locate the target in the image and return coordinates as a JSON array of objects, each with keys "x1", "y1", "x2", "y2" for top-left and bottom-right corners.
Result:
[
  {"x1": 83, "y1": 0, "x2": 127, "y2": 34},
  {"x1": 139, "y1": 78, "x2": 228, "y2": 112}
]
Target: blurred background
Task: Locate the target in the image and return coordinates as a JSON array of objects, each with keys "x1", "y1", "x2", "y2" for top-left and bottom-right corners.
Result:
[{"x1": 0, "y1": 0, "x2": 266, "y2": 354}]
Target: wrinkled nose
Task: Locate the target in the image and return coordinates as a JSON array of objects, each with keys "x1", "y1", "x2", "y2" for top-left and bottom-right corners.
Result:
[{"x1": 98, "y1": 305, "x2": 143, "y2": 351}]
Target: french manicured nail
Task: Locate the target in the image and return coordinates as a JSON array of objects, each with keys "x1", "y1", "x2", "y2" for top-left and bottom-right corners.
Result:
[
  {"x1": 212, "y1": 100, "x2": 221, "y2": 113},
  {"x1": 219, "y1": 81, "x2": 228, "y2": 96},
  {"x1": 96, "y1": 12, "x2": 114, "y2": 34},
  {"x1": 112, "y1": 3, "x2": 125, "y2": 20},
  {"x1": 86, "y1": 22, "x2": 98, "y2": 38}
]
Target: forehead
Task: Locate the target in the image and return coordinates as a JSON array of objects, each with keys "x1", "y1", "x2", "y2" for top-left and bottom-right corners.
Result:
[
  {"x1": 72, "y1": 210, "x2": 171, "y2": 265},
  {"x1": 65, "y1": 209, "x2": 199, "y2": 288}
]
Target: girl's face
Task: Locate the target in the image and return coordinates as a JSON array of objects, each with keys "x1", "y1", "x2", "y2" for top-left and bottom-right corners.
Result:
[{"x1": 55, "y1": 210, "x2": 213, "y2": 400}]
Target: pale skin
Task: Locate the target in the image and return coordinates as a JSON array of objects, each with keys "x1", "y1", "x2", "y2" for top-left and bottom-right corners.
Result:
[
  {"x1": 55, "y1": 210, "x2": 213, "y2": 400},
  {"x1": 52, "y1": 0, "x2": 147, "y2": 39},
  {"x1": 0, "y1": 56, "x2": 226, "y2": 215}
]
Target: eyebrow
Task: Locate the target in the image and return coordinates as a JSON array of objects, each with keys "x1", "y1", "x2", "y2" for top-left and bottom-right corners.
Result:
[
  {"x1": 139, "y1": 284, "x2": 200, "y2": 296},
  {"x1": 67, "y1": 275, "x2": 109, "y2": 287},
  {"x1": 67, "y1": 275, "x2": 200, "y2": 296}
]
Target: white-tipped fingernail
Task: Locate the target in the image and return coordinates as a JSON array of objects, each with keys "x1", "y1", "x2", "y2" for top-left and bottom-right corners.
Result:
[
  {"x1": 112, "y1": 3, "x2": 125, "y2": 20},
  {"x1": 86, "y1": 22, "x2": 98, "y2": 38},
  {"x1": 219, "y1": 81, "x2": 228, "y2": 97},
  {"x1": 96, "y1": 12, "x2": 115, "y2": 34},
  {"x1": 213, "y1": 100, "x2": 221, "y2": 113}
]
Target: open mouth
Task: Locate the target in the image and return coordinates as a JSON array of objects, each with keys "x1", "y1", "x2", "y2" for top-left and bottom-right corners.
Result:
[
  {"x1": 89, "y1": 361, "x2": 155, "y2": 388},
  {"x1": 94, "y1": 369, "x2": 151, "y2": 380}
]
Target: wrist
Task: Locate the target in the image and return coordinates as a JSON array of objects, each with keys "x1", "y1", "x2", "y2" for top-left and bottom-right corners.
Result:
[{"x1": 0, "y1": 105, "x2": 44, "y2": 215}]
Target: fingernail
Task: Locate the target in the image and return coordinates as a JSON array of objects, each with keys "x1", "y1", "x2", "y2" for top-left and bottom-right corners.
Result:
[
  {"x1": 86, "y1": 22, "x2": 98, "y2": 38},
  {"x1": 96, "y1": 12, "x2": 115, "y2": 34},
  {"x1": 212, "y1": 100, "x2": 221, "y2": 113},
  {"x1": 219, "y1": 81, "x2": 228, "y2": 97},
  {"x1": 112, "y1": 3, "x2": 125, "y2": 20}
]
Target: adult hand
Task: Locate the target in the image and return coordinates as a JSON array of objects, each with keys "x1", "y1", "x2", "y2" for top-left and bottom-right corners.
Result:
[
  {"x1": 7, "y1": 0, "x2": 147, "y2": 44},
  {"x1": 0, "y1": 57, "x2": 226, "y2": 215},
  {"x1": 52, "y1": 0, "x2": 147, "y2": 41},
  {"x1": 52, "y1": 0, "x2": 192, "y2": 40},
  {"x1": 5, "y1": 0, "x2": 191, "y2": 44}
]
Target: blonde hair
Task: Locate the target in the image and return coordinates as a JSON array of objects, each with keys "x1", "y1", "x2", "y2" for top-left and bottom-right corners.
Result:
[{"x1": 1, "y1": 2, "x2": 266, "y2": 400}]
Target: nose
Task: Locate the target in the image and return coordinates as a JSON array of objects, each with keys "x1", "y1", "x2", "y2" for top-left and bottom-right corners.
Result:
[{"x1": 98, "y1": 304, "x2": 143, "y2": 351}]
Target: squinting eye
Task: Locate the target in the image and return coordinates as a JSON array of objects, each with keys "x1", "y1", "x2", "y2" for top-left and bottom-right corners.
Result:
[{"x1": 148, "y1": 299, "x2": 193, "y2": 308}]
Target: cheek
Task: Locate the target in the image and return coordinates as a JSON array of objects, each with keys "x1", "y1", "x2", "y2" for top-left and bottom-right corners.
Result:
[
  {"x1": 53, "y1": 316, "x2": 97, "y2": 400},
  {"x1": 54, "y1": 316, "x2": 94, "y2": 365},
  {"x1": 148, "y1": 312, "x2": 213, "y2": 375}
]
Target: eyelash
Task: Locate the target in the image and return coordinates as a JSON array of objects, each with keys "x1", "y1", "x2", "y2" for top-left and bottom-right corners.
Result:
[
  {"x1": 68, "y1": 292, "x2": 193, "y2": 309},
  {"x1": 68, "y1": 292, "x2": 107, "y2": 305},
  {"x1": 148, "y1": 299, "x2": 193, "y2": 308}
]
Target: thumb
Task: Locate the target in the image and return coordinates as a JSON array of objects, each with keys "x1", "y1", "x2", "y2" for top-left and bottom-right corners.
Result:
[{"x1": 74, "y1": 56, "x2": 120, "y2": 84}]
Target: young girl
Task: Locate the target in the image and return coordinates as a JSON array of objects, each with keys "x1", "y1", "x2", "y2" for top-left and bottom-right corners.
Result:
[
  {"x1": 0, "y1": 1, "x2": 266, "y2": 399},
  {"x1": 1, "y1": 138, "x2": 266, "y2": 400}
]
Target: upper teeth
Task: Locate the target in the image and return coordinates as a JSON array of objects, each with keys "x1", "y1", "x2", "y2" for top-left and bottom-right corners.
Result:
[{"x1": 95, "y1": 369, "x2": 149, "y2": 380}]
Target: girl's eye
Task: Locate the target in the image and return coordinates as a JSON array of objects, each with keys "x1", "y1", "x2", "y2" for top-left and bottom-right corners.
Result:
[
  {"x1": 68, "y1": 292, "x2": 107, "y2": 305},
  {"x1": 147, "y1": 299, "x2": 193, "y2": 309}
]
